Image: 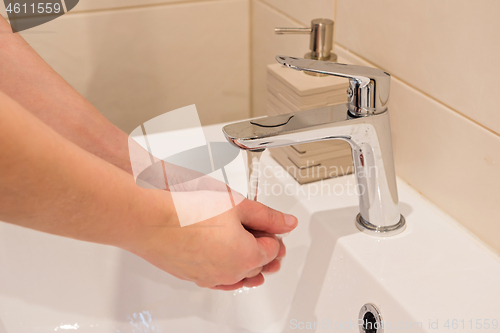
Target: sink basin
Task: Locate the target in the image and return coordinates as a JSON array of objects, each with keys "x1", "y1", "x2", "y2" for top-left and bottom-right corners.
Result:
[{"x1": 1, "y1": 124, "x2": 499, "y2": 332}]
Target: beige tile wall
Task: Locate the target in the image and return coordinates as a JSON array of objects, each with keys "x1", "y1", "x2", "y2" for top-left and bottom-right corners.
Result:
[
  {"x1": 335, "y1": 0, "x2": 500, "y2": 136},
  {"x1": 16, "y1": 0, "x2": 250, "y2": 134},
  {"x1": 337, "y1": 46, "x2": 500, "y2": 255},
  {"x1": 251, "y1": 0, "x2": 500, "y2": 254},
  {"x1": 335, "y1": 0, "x2": 500, "y2": 254}
]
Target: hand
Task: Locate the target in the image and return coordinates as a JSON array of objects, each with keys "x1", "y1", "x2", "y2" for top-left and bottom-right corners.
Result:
[{"x1": 124, "y1": 190, "x2": 298, "y2": 290}]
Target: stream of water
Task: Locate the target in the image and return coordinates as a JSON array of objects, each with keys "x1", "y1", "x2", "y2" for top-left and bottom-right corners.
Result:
[{"x1": 246, "y1": 149, "x2": 264, "y2": 201}]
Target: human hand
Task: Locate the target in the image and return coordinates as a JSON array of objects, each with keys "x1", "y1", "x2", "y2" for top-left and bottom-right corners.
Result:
[{"x1": 123, "y1": 190, "x2": 298, "y2": 290}]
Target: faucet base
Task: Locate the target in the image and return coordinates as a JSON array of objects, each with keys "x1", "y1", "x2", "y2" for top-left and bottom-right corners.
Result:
[{"x1": 355, "y1": 214, "x2": 406, "y2": 237}]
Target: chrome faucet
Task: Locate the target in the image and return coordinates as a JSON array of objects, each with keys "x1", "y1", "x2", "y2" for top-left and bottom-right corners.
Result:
[{"x1": 223, "y1": 56, "x2": 405, "y2": 236}]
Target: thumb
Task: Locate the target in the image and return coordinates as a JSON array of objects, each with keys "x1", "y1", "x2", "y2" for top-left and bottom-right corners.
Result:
[{"x1": 236, "y1": 199, "x2": 297, "y2": 234}]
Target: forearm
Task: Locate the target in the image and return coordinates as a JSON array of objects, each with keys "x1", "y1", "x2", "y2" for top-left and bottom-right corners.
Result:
[
  {"x1": 0, "y1": 91, "x2": 174, "y2": 248},
  {"x1": 0, "y1": 17, "x2": 134, "y2": 174}
]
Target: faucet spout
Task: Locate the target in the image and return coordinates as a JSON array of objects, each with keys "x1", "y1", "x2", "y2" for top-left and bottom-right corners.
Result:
[{"x1": 223, "y1": 103, "x2": 406, "y2": 236}]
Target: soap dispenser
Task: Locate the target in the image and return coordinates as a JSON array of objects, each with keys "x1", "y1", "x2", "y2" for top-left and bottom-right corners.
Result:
[{"x1": 267, "y1": 18, "x2": 353, "y2": 184}]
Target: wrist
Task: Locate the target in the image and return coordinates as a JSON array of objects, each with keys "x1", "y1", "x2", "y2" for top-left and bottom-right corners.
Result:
[{"x1": 112, "y1": 187, "x2": 178, "y2": 253}]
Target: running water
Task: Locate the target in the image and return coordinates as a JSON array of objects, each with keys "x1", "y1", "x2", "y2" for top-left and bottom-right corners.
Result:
[{"x1": 246, "y1": 149, "x2": 264, "y2": 201}]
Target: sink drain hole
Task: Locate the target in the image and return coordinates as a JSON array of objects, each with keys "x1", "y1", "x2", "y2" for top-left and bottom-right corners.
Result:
[{"x1": 358, "y1": 303, "x2": 383, "y2": 333}]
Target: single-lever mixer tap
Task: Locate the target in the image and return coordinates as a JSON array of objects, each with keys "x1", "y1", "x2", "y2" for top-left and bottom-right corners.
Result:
[{"x1": 222, "y1": 56, "x2": 406, "y2": 236}]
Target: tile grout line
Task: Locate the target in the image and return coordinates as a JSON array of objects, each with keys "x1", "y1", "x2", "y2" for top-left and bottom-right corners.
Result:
[{"x1": 335, "y1": 43, "x2": 500, "y2": 139}]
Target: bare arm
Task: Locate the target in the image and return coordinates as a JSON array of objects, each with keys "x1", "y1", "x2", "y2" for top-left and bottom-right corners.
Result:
[
  {"x1": 0, "y1": 91, "x2": 297, "y2": 289},
  {"x1": 0, "y1": 90, "x2": 162, "y2": 245}
]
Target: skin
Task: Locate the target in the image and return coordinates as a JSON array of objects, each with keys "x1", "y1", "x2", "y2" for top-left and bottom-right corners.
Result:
[{"x1": 0, "y1": 18, "x2": 298, "y2": 290}]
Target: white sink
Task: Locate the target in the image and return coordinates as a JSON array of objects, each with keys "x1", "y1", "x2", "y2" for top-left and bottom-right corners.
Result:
[{"x1": 1, "y1": 124, "x2": 499, "y2": 332}]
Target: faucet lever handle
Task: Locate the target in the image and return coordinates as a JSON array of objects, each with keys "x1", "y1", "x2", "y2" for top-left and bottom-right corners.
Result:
[{"x1": 276, "y1": 55, "x2": 391, "y2": 116}]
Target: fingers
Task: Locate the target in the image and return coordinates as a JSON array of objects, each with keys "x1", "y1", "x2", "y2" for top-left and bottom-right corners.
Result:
[
  {"x1": 276, "y1": 237, "x2": 286, "y2": 258},
  {"x1": 245, "y1": 266, "x2": 263, "y2": 279},
  {"x1": 243, "y1": 273, "x2": 265, "y2": 288},
  {"x1": 211, "y1": 273, "x2": 265, "y2": 291},
  {"x1": 209, "y1": 237, "x2": 284, "y2": 291},
  {"x1": 211, "y1": 281, "x2": 245, "y2": 291},
  {"x1": 202, "y1": 199, "x2": 298, "y2": 292},
  {"x1": 258, "y1": 238, "x2": 283, "y2": 274},
  {"x1": 246, "y1": 229, "x2": 286, "y2": 259},
  {"x1": 262, "y1": 258, "x2": 281, "y2": 273},
  {"x1": 237, "y1": 199, "x2": 298, "y2": 234},
  {"x1": 252, "y1": 235, "x2": 282, "y2": 268}
]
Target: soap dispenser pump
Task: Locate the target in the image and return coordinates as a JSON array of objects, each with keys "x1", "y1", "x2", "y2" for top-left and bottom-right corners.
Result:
[{"x1": 275, "y1": 18, "x2": 337, "y2": 62}]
